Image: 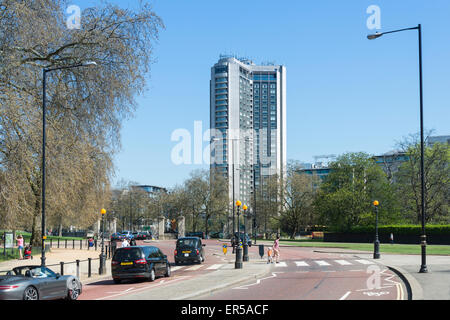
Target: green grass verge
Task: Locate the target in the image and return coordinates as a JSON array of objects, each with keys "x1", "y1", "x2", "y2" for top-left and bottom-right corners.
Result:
[{"x1": 277, "y1": 240, "x2": 450, "y2": 255}]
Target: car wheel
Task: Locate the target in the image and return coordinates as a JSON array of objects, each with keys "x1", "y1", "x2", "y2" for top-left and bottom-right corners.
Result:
[
  {"x1": 149, "y1": 268, "x2": 156, "y2": 282},
  {"x1": 175, "y1": 260, "x2": 180, "y2": 265},
  {"x1": 66, "y1": 279, "x2": 80, "y2": 300},
  {"x1": 23, "y1": 286, "x2": 39, "y2": 300},
  {"x1": 165, "y1": 264, "x2": 171, "y2": 277},
  {"x1": 113, "y1": 279, "x2": 121, "y2": 284}
]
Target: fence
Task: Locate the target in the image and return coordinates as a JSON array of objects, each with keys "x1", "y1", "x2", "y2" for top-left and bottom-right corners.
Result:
[{"x1": 1, "y1": 239, "x2": 119, "y2": 282}]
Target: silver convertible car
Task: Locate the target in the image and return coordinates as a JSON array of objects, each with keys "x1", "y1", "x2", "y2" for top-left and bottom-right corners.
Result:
[{"x1": 0, "y1": 265, "x2": 82, "y2": 300}]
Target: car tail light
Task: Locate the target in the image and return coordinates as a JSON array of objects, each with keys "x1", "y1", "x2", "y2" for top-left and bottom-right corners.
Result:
[
  {"x1": 135, "y1": 259, "x2": 146, "y2": 264},
  {"x1": 196, "y1": 249, "x2": 199, "y2": 255},
  {"x1": 0, "y1": 286, "x2": 19, "y2": 290},
  {"x1": 174, "y1": 249, "x2": 177, "y2": 255}
]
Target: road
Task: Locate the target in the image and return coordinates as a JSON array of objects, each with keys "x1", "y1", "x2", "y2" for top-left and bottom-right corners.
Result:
[
  {"x1": 79, "y1": 239, "x2": 407, "y2": 300},
  {"x1": 198, "y1": 245, "x2": 406, "y2": 300}
]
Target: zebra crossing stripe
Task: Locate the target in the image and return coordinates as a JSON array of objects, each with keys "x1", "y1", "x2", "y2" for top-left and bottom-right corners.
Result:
[
  {"x1": 335, "y1": 260, "x2": 352, "y2": 265},
  {"x1": 171, "y1": 266, "x2": 183, "y2": 271},
  {"x1": 355, "y1": 259, "x2": 374, "y2": 265},
  {"x1": 186, "y1": 265, "x2": 203, "y2": 270},
  {"x1": 275, "y1": 262, "x2": 287, "y2": 267},
  {"x1": 206, "y1": 264, "x2": 223, "y2": 270},
  {"x1": 295, "y1": 261, "x2": 309, "y2": 267},
  {"x1": 315, "y1": 260, "x2": 330, "y2": 266}
]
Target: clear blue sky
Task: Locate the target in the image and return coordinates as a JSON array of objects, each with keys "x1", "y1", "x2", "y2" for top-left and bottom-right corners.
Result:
[{"x1": 74, "y1": 0, "x2": 450, "y2": 189}]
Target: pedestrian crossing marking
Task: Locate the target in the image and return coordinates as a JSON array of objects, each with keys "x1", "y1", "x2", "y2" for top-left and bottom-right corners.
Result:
[
  {"x1": 185, "y1": 265, "x2": 204, "y2": 271},
  {"x1": 171, "y1": 266, "x2": 183, "y2": 271},
  {"x1": 206, "y1": 264, "x2": 222, "y2": 270},
  {"x1": 355, "y1": 259, "x2": 374, "y2": 265},
  {"x1": 335, "y1": 260, "x2": 352, "y2": 265},
  {"x1": 274, "y1": 262, "x2": 287, "y2": 267},
  {"x1": 315, "y1": 260, "x2": 331, "y2": 266},
  {"x1": 295, "y1": 261, "x2": 310, "y2": 267}
]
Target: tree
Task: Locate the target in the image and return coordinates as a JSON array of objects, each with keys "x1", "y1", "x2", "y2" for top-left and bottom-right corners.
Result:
[
  {"x1": 280, "y1": 168, "x2": 320, "y2": 239},
  {"x1": 395, "y1": 134, "x2": 450, "y2": 224},
  {"x1": 0, "y1": 1, "x2": 164, "y2": 244},
  {"x1": 314, "y1": 152, "x2": 396, "y2": 231}
]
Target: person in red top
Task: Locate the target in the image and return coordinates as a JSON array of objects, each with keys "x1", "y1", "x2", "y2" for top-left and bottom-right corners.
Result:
[{"x1": 273, "y1": 235, "x2": 280, "y2": 263}]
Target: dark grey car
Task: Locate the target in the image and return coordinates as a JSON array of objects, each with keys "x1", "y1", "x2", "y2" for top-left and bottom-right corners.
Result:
[
  {"x1": 0, "y1": 265, "x2": 82, "y2": 300},
  {"x1": 111, "y1": 246, "x2": 171, "y2": 284}
]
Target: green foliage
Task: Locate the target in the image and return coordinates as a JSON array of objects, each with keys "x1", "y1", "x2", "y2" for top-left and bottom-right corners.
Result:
[{"x1": 345, "y1": 224, "x2": 450, "y2": 235}]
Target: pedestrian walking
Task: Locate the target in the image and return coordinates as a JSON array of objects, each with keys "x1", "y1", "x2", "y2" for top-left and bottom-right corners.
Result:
[
  {"x1": 16, "y1": 235, "x2": 24, "y2": 260},
  {"x1": 267, "y1": 247, "x2": 273, "y2": 264},
  {"x1": 390, "y1": 233, "x2": 394, "y2": 245},
  {"x1": 273, "y1": 235, "x2": 280, "y2": 263},
  {"x1": 121, "y1": 238, "x2": 129, "y2": 247}
]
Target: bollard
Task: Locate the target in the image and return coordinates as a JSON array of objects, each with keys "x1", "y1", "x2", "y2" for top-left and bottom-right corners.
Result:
[
  {"x1": 50, "y1": 239, "x2": 52, "y2": 248},
  {"x1": 95, "y1": 239, "x2": 97, "y2": 251},
  {"x1": 76, "y1": 260, "x2": 80, "y2": 279},
  {"x1": 65, "y1": 239, "x2": 67, "y2": 249},
  {"x1": 80, "y1": 239, "x2": 82, "y2": 250},
  {"x1": 57, "y1": 238, "x2": 60, "y2": 248},
  {"x1": 235, "y1": 246, "x2": 243, "y2": 269},
  {"x1": 73, "y1": 239, "x2": 75, "y2": 250},
  {"x1": 258, "y1": 244, "x2": 265, "y2": 259},
  {"x1": 88, "y1": 258, "x2": 92, "y2": 277},
  {"x1": 60, "y1": 262, "x2": 64, "y2": 276}
]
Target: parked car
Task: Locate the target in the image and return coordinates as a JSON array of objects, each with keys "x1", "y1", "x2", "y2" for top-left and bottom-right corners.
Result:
[
  {"x1": 135, "y1": 231, "x2": 152, "y2": 240},
  {"x1": 209, "y1": 231, "x2": 224, "y2": 239},
  {"x1": 120, "y1": 231, "x2": 134, "y2": 239},
  {"x1": 110, "y1": 233, "x2": 124, "y2": 241},
  {"x1": 174, "y1": 237, "x2": 205, "y2": 265},
  {"x1": 0, "y1": 265, "x2": 82, "y2": 300},
  {"x1": 185, "y1": 231, "x2": 205, "y2": 239},
  {"x1": 111, "y1": 246, "x2": 171, "y2": 284},
  {"x1": 231, "y1": 232, "x2": 252, "y2": 247}
]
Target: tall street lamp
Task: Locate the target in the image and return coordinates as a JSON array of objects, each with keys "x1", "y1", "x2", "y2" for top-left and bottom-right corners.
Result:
[
  {"x1": 373, "y1": 200, "x2": 380, "y2": 259},
  {"x1": 367, "y1": 24, "x2": 428, "y2": 273},
  {"x1": 235, "y1": 200, "x2": 243, "y2": 269},
  {"x1": 242, "y1": 204, "x2": 249, "y2": 262},
  {"x1": 41, "y1": 61, "x2": 97, "y2": 267},
  {"x1": 99, "y1": 208, "x2": 107, "y2": 275}
]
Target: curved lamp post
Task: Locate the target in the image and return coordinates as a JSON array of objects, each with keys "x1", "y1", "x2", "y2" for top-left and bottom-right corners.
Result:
[
  {"x1": 40, "y1": 61, "x2": 97, "y2": 267},
  {"x1": 99, "y1": 208, "x2": 107, "y2": 275},
  {"x1": 242, "y1": 204, "x2": 249, "y2": 262},
  {"x1": 235, "y1": 200, "x2": 243, "y2": 269},
  {"x1": 368, "y1": 25, "x2": 427, "y2": 273},
  {"x1": 373, "y1": 201, "x2": 380, "y2": 259}
]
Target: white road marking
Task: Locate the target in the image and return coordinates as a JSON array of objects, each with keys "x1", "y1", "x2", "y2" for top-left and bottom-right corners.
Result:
[
  {"x1": 275, "y1": 262, "x2": 287, "y2": 267},
  {"x1": 315, "y1": 260, "x2": 330, "y2": 266},
  {"x1": 171, "y1": 266, "x2": 184, "y2": 271},
  {"x1": 335, "y1": 260, "x2": 352, "y2": 265},
  {"x1": 355, "y1": 259, "x2": 374, "y2": 265},
  {"x1": 206, "y1": 264, "x2": 223, "y2": 270},
  {"x1": 339, "y1": 291, "x2": 352, "y2": 300},
  {"x1": 233, "y1": 272, "x2": 284, "y2": 290},
  {"x1": 185, "y1": 265, "x2": 203, "y2": 271},
  {"x1": 295, "y1": 261, "x2": 309, "y2": 267}
]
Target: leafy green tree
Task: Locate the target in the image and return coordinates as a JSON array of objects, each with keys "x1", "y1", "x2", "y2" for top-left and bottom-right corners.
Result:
[
  {"x1": 314, "y1": 152, "x2": 396, "y2": 231},
  {"x1": 395, "y1": 135, "x2": 450, "y2": 224}
]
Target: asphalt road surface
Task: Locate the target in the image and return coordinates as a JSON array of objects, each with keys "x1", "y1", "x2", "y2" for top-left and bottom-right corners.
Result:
[{"x1": 78, "y1": 240, "x2": 407, "y2": 300}]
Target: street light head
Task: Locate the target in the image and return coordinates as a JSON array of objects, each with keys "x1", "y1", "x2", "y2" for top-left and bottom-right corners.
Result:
[
  {"x1": 373, "y1": 200, "x2": 379, "y2": 206},
  {"x1": 101, "y1": 208, "x2": 106, "y2": 215},
  {"x1": 243, "y1": 205, "x2": 248, "y2": 211},
  {"x1": 236, "y1": 200, "x2": 241, "y2": 207},
  {"x1": 367, "y1": 32, "x2": 383, "y2": 40}
]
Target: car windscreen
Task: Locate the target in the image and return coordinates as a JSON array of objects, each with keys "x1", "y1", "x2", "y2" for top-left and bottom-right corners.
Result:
[
  {"x1": 113, "y1": 248, "x2": 143, "y2": 261},
  {"x1": 177, "y1": 239, "x2": 198, "y2": 247}
]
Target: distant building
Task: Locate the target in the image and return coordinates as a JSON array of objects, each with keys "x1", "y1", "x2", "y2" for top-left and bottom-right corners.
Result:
[
  {"x1": 427, "y1": 135, "x2": 450, "y2": 146},
  {"x1": 133, "y1": 185, "x2": 167, "y2": 196}
]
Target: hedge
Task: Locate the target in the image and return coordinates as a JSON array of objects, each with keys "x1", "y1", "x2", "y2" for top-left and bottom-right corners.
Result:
[{"x1": 344, "y1": 225, "x2": 450, "y2": 235}]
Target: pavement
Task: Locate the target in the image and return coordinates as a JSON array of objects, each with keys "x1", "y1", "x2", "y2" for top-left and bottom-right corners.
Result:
[{"x1": 1, "y1": 241, "x2": 449, "y2": 300}]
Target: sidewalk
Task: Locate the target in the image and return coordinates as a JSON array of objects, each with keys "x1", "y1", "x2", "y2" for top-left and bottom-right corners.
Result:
[{"x1": 0, "y1": 247, "x2": 112, "y2": 284}]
